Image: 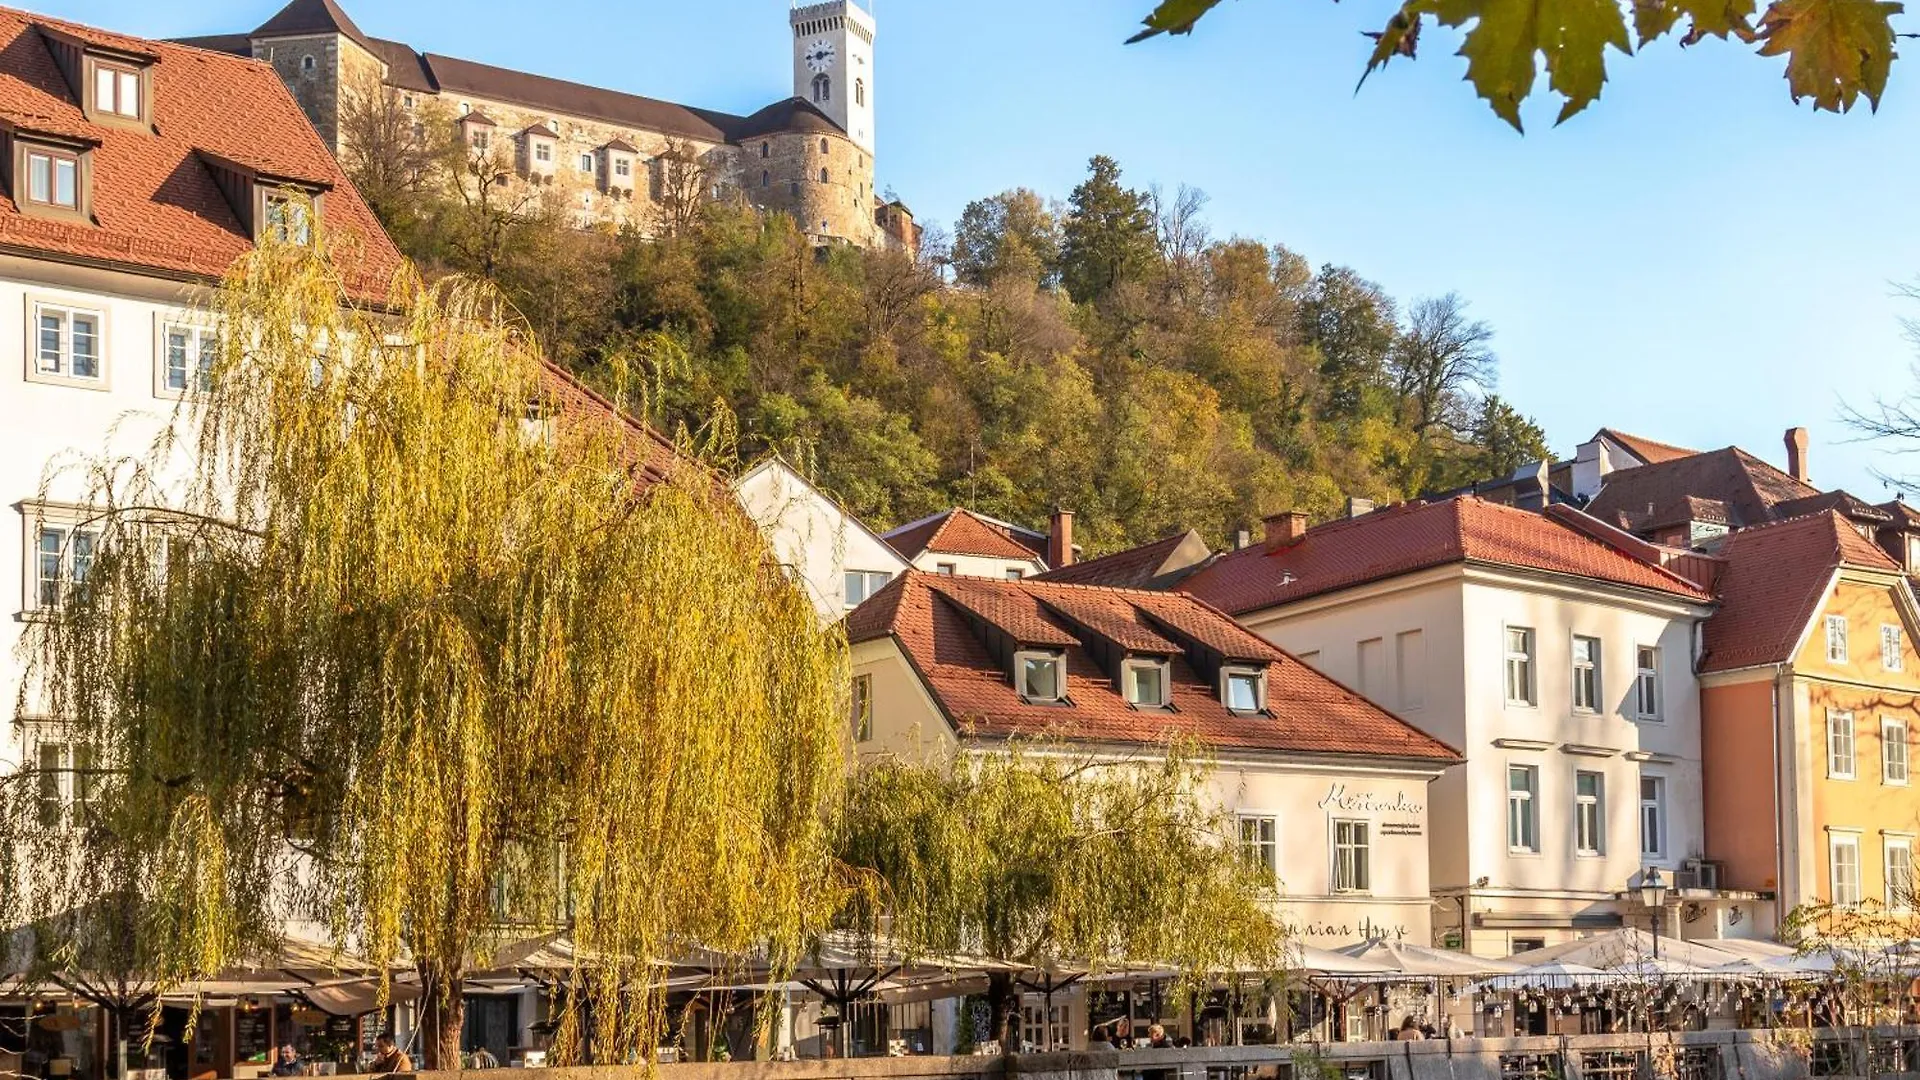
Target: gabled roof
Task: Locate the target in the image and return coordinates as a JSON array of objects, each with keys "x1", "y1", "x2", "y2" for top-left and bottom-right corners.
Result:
[
  {"x1": 732, "y1": 455, "x2": 908, "y2": 573},
  {"x1": 417, "y1": 50, "x2": 745, "y2": 143},
  {"x1": 0, "y1": 8, "x2": 400, "y2": 300},
  {"x1": 1036, "y1": 530, "x2": 1211, "y2": 590},
  {"x1": 1586, "y1": 447, "x2": 1818, "y2": 534},
  {"x1": 847, "y1": 572, "x2": 1460, "y2": 764},
  {"x1": 1700, "y1": 511, "x2": 1906, "y2": 673},
  {"x1": 1596, "y1": 428, "x2": 1699, "y2": 465},
  {"x1": 1180, "y1": 497, "x2": 1711, "y2": 617},
  {"x1": 1774, "y1": 489, "x2": 1894, "y2": 525},
  {"x1": 884, "y1": 508, "x2": 1047, "y2": 564},
  {"x1": 535, "y1": 362, "x2": 684, "y2": 489},
  {"x1": 250, "y1": 0, "x2": 375, "y2": 55}
]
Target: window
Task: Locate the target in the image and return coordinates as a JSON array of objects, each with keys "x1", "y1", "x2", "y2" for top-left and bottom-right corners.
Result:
[
  {"x1": 1511, "y1": 937, "x2": 1545, "y2": 955},
  {"x1": 533, "y1": 141, "x2": 552, "y2": 164},
  {"x1": 36, "y1": 524, "x2": 96, "y2": 609},
  {"x1": 843, "y1": 569, "x2": 891, "y2": 608},
  {"x1": 471, "y1": 130, "x2": 490, "y2": 152},
  {"x1": 1830, "y1": 832, "x2": 1862, "y2": 908},
  {"x1": 1507, "y1": 765, "x2": 1539, "y2": 852},
  {"x1": 1640, "y1": 776, "x2": 1667, "y2": 860},
  {"x1": 761, "y1": 141, "x2": 770, "y2": 158},
  {"x1": 1575, "y1": 770, "x2": 1605, "y2": 855},
  {"x1": 300, "y1": 54, "x2": 315, "y2": 72},
  {"x1": 812, "y1": 73, "x2": 831, "y2": 103},
  {"x1": 1018, "y1": 651, "x2": 1064, "y2": 703},
  {"x1": 1890, "y1": 837, "x2": 1915, "y2": 911},
  {"x1": 1886, "y1": 625, "x2": 1905, "y2": 671},
  {"x1": 1572, "y1": 635, "x2": 1600, "y2": 711},
  {"x1": 615, "y1": 157, "x2": 632, "y2": 178},
  {"x1": 1124, "y1": 659, "x2": 1169, "y2": 708},
  {"x1": 1505, "y1": 627, "x2": 1535, "y2": 705},
  {"x1": 1223, "y1": 667, "x2": 1265, "y2": 713},
  {"x1": 24, "y1": 148, "x2": 79, "y2": 210},
  {"x1": 35, "y1": 741, "x2": 97, "y2": 828},
  {"x1": 1333, "y1": 820, "x2": 1370, "y2": 891},
  {"x1": 163, "y1": 325, "x2": 217, "y2": 395},
  {"x1": 1634, "y1": 646, "x2": 1661, "y2": 720},
  {"x1": 1827, "y1": 615, "x2": 1849, "y2": 663},
  {"x1": 790, "y1": 181, "x2": 801, "y2": 197},
  {"x1": 262, "y1": 191, "x2": 312, "y2": 245},
  {"x1": 850, "y1": 673, "x2": 872, "y2": 742},
  {"x1": 819, "y1": 167, "x2": 830, "y2": 184},
  {"x1": 1829, "y1": 709, "x2": 1857, "y2": 779},
  {"x1": 1239, "y1": 815, "x2": 1278, "y2": 881},
  {"x1": 579, "y1": 152, "x2": 595, "y2": 172},
  {"x1": 403, "y1": 94, "x2": 414, "y2": 108},
  {"x1": 762, "y1": 170, "x2": 770, "y2": 187},
  {"x1": 35, "y1": 303, "x2": 101, "y2": 381},
  {"x1": 92, "y1": 64, "x2": 140, "y2": 118},
  {"x1": 855, "y1": 77, "x2": 866, "y2": 106},
  {"x1": 935, "y1": 562, "x2": 956, "y2": 576},
  {"x1": 820, "y1": 137, "x2": 831, "y2": 154},
  {"x1": 1005, "y1": 568, "x2": 1023, "y2": 580},
  {"x1": 1886, "y1": 717, "x2": 1910, "y2": 785}
]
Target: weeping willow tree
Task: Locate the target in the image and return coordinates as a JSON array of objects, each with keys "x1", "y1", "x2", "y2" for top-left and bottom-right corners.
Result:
[
  {"x1": 0, "y1": 236, "x2": 849, "y2": 1069},
  {"x1": 837, "y1": 742, "x2": 1287, "y2": 1050}
]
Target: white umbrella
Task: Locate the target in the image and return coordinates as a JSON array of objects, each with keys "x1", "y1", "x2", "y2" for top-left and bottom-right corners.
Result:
[
  {"x1": 1335, "y1": 940, "x2": 1524, "y2": 978},
  {"x1": 1469, "y1": 960, "x2": 1608, "y2": 992},
  {"x1": 1284, "y1": 942, "x2": 1396, "y2": 977}
]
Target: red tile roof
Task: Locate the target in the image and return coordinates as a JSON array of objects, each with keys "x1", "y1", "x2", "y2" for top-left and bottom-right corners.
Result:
[
  {"x1": 1036, "y1": 530, "x2": 1210, "y2": 589},
  {"x1": 0, "y1": 8, "x2": 401, "y2": 299},
  {"x1": 535, "y1": 362, "x2": 684, "y2": 488},
  {"x1": 884, "y1": 508, "x2": 1046, "y2": 563},
  {"x1": 1700, "y1": 510, "x2": 1904, "y2": 673},
  {"x1": 847, "y1": 572, "x2": 1460, "y2": 764},
  {"x1": 1586, "y1": 447, "x2": 1817, "y2": 533},
  {"x1": 1180, "y1": 497, "x2": 1710, "y2": 617},
  {"x1": 1598, "y1": 428, "x2": 1699, "y2": 465}
]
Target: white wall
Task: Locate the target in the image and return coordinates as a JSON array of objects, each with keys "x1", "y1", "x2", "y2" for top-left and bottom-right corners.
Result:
[
  {"x1": 906, "y1": 550, "x2": 1046, "y2": 581},
  {"x1": 735, "y1": 460, "x2": 907, "y2": 621}
]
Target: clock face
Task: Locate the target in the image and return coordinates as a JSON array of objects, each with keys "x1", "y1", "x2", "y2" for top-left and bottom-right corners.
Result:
[{"x1": 804, "y1": 38, "x2": 837, "y2": 73}]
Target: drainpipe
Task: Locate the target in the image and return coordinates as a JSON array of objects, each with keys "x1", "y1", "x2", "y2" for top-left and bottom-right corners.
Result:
[{"x1": 1771, "y1": 666, "x2": 1788, "y2": 927}]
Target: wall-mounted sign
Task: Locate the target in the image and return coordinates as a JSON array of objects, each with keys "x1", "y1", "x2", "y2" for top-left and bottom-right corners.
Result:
[
  {"x1": 1378, "y1": 821, "x2": 1423, "y2": 837},
  {"x1": 1285, "y1": 916, "x2": 1412, "y2": 942},
  {"x1": 1318, "y1": 783, "x2": 1424, "y2": 816}
]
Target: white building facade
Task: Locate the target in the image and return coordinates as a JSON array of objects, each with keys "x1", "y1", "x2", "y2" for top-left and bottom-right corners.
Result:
[{"x1": 733, "y1": 456, "x2": 908, "y2": 621}]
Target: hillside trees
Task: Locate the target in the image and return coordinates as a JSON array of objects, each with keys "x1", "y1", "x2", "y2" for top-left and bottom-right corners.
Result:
[{"x1": 356, "y1": 142, "x2": 1546, "y2": 555}]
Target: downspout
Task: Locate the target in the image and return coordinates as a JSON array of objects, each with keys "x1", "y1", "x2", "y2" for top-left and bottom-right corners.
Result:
[{"x1": 1771, "y1": 665, "x2": 1788, "y2": 928}]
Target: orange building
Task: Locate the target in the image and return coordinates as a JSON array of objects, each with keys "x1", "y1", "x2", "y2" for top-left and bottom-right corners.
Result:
[{"x1": 1699, "y1": 511, "x2": 1920, "y2": 928}]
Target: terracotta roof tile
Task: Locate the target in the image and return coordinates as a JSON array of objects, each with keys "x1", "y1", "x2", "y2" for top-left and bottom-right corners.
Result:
[
  {"x1": 1036, "y1": 530, "x2": 1210, "y2": 589},
  {"x1": 1598, "y1": 428, "x2": 1698, "y2": 465},
  {"x1": 1180, "y1": 496, "x2": 1710, "y2": 617},
  {"x1": 848, "y1": 573, "x2": 1459, "y2": 764},
  {"x1": 922, "y1": 576, "x2": 1078, "y2": 649},
  {"x1": 535, "y1": 362, "x2": 683, "y2": 487},
  {"x1": 250, "y1": 0, "x2": 376, "y2": 55},
  {"x1": 1586, "y1": 447, "x2": 1817, "y2": 533},
  {"x1": 0, "y1": 8, "x2": 401, "y2": 300},
  {"x1": 1701, "y1": 511, "x2": 1903, "y2": 673},
  {"x1": 884, "y1": 508, "x2": 1046, "y2": 563}
]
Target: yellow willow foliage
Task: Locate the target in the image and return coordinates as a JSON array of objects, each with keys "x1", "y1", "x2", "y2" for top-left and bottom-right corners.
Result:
[{"x1": 2, "y1": 239, "x2": 849, "y2": 1065}]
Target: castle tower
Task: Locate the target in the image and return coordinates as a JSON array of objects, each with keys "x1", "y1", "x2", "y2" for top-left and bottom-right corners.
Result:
[
  {"x1": 245, "y1": 0, "x2": 387, "y2": 151},
  {"x1": 790, "y1": 1, "x2": 875, "y2": 154}
]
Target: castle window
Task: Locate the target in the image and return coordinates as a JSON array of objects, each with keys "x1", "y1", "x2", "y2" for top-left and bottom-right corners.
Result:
[
  {"x1": 472, "y1": 131, "x2": 490, "y2": 151},
  {"x1": 403, "y1": 94, "x2": 415, "y2": 108},
  {"x1": 614, "y1": 158, "x2": 631, "y2": 178},
  {"x1": 762, "y1": 170, "x2": 770, "y2": 187},
  {"x1": 819, "y1": 168, "x2": 829, "y2": 184},
  {"x1": 300, "y1": 54, "x2": 315, "y2": 73},
  {"x1": 855, "y1": 78, "x2": 865, "y2": 106},
  {"x1": 820, "y1": 138, "x2": 830, "y2": 155},
  {"x1": 579, "y1": 152, "x2": 595, "y2": 173},
  {"x1": 812, "y1": 74, "x2": 830, "y2": 103},
  {"x1": 761, "y1": 142, "x2": 770, "y2": 158}
]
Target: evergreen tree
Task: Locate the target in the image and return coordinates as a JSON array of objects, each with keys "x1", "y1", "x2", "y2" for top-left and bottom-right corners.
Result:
[{"x1": 1059, "y1": 156, "x2": 1157, "y2": 304}]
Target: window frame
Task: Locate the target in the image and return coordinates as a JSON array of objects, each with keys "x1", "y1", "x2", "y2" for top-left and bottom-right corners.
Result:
[
  {"x1": 13, "y1": 140, "x2": 89, "y2": 224},
  {"x1": 23, "y1": 508, "x2": 101, "y2": 615},
  {"x1": 1640, "y1": 774, "x2": 1668, "y2": 862},
  {"x1": 1889, "y1": 834, "x2": 1916, "y2": 912},
  {"x1": 1332, "y1": 818, "x2": 1370, "y2": 893},
  {"x1": 1827, "y1": 615, "x2": 1850, "y2": 664},
  {"x1": 842, "y1": 569, "x2": 891, "y2": 609},
  {"x1": 1221, "y1": 665, "x2": 1266, "y2": 715},
  {"x1": 850, "y1": 672, "x2": 873, "y2": 743},
  {"x1": 1886, "y1": 716, "x2": 1910, "y2": 786},
  {"x1": 1238, "y1": 813, "x2": 1279, "y2": 885},
  {"x1": 1885, "y1": 624, "x2": 1906, "y2": 671},
  {"x1": 1504, "y1": 626, "x2": 1536, "y2": 706},
  {"x1": 1571, "y1": 633, "x2": 1601, "y2": 713},
  {"x1": 1507, "y1": 763, "x2": 1540, "y2": 854},
  {"x1": 1633, "y1": 644, "x2": 1662, "y2": 721},
  {"x1": 1574, "y1": 769, "x2": 1605, "y2": 856},
  {"x1": 1830, "y1": 830, "x2": 1863, "y2": 908},
  {"x1": 25, "y1": 297, "x2": 108, "y2": 390},
  {"x1": 257, "y1": 186, "x2": 319, "y2": 246},
  {"x1": 155, "y1": 317, "x2": 219, "y2": 399},
  {"x1": 1829, "y1": 709, "x2": 1858, "y2": 780},
  {"x1": 80, "y1": 55, "x2": 147, "y2": 128},
  {"x1": 1123, "y1": 657, "x2": 1171, "y2": 710},
  {"x1": 30, "y1": 735, "x2": 99, "y2": 829},
  {"x1": 1015, "y1": 649, "x2": 1066, "y2": 704}
]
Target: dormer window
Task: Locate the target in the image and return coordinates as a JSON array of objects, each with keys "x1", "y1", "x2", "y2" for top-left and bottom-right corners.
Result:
[
  {"x1": 261, "y1": 189, "x2": 312, "y2": 245},
  {"x1": 8, "y1": 131, "x2": 94, "y2": 223},
  {"x1": 92, "y1": 63, "x2": 140, "y2": 119},
  {"x1": 1124, "y1": 658, "x2": 1170, "y2": 709},
  {"x1": 25, "y1": 148, "x2": 78, "y2": 209},
  {"x1": 1222, "y1": 666, "x2": 1266, "y2": 714},
  {"x1": 1017, "y1": 650, "x2": 1065, "y2": 704}
]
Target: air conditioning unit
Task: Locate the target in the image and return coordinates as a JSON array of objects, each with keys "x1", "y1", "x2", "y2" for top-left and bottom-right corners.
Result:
[{"x1": 1677, "y1": 858, "x2": 1721, "y2": 892}]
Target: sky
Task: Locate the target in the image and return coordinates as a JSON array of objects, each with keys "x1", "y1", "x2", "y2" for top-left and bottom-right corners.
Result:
[{"x1": 46, "y1": 0, "x2": 1920, "y2": 497}]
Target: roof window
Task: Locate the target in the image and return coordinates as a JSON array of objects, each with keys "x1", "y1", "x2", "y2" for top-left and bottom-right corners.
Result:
[
  {"x1": 39, "y1": 27, "x2": 156, "y2": 130},
  {"x1": 1017, "y1": 650, "x2": 1066, "y2": 704},
  {"x1": 4, "y1": 127, "x2": 96, "y2": 223},
  {"x1": 1222, "y1": 665, "x2": 1266, "y2": 715},
  {"x1": 1124, "y1": 658, "x2": 1170, "y2": 709}
]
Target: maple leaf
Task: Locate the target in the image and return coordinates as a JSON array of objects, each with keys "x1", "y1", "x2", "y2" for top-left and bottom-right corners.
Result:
[
  {"x1": 1676, "y1": 0, "x2": 1763, "y2": 38},
  {"x1": 1756, "y1": 0, "x2": 1903, "y2": 110},
  {"x1": 1633, "y1": 0, "x2": 1685, "y2": 44},
  {"x1": 1128, "y1": 0, "x2": 1230, "y2": 43},
  {"x1": 1360, "y1": 6, "x2": 1427, "y2": 86},
  {"x1": 1425, "y1": 0, "x2": 1630, "y2": 129}
]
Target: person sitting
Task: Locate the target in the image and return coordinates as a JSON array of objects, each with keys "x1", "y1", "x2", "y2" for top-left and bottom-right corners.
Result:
[
  {"x1": 270, "y1": 1045, "x2": 302, "y2": 1077},
  {"x1": 1146, "y1": 1024, "x2": 1172, "y2": 1048},
  {"x1": 1397, "y1": 1017, "x2": 1425, "y2": 1041},
  {"x1": 369, "y1": 1034, "x2": 412, "y2": 1075}
]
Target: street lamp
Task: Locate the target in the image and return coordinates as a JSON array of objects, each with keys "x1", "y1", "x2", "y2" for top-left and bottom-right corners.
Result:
[{"x1": 1638, "y1": 866, "x2": 1669, "y2": 960}]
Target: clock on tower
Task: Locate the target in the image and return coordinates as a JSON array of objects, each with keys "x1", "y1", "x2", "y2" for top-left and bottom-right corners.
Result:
[{"x1": 789, "y1": 1, "x2": 876, "y2": 154}]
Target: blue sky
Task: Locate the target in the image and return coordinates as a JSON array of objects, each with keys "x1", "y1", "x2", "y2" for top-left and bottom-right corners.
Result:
[{"x1": 58, "y1": 0, "x2": 1920, "y2": 496}]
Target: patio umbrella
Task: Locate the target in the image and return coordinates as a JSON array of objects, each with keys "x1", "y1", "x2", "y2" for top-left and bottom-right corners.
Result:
[
  {"x1": 1469, "y1": 960, "x2": 1608, "y2": 992},
  {"x1": 1335, "y1": 940, "x2": 1524, "y2": 978},
  {"x1": 1506, "y1": 927, "x2": 1745, "y2": 971},
  {"x1": 1284, "y1": 942, "x2": 1397, "y2": 977}
]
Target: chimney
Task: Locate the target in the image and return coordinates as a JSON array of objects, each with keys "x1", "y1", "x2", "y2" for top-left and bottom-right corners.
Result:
[
  {"x1": 1047, "y1": 508, "x2": 1074, "y2": 569},
  {"x1": 1346, "y1": 497, "x2": 1375, "y2": 519},
  {"x1": 1785, "y1": 427, "x2": 1810, "y2": 484},
  {"x1": 1263, "y1": 511, "x2": 1309, "y2": 554}
]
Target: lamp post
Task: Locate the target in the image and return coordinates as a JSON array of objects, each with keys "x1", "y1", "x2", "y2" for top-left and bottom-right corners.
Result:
[{"x1": 1638, "y1": 866, "x2": 1669, "y2": 960}]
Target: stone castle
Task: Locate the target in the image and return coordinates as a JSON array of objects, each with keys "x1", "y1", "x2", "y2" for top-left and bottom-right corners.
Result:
[{"x1": 178, "y1": 0, "x2": 917, "y2": 250}]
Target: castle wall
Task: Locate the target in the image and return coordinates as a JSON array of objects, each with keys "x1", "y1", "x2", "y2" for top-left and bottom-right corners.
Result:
[{"x1": 742, "y1": 130, "x2": 877, "y2": 245}]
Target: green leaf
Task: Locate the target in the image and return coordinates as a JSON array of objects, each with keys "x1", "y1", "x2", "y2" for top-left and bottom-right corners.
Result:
[
  {"x1": 1675, "y1": 0, "x2": 1762, "y2": 39},
  {"x1": 1423, "y1": 0, "x2": 1630, "y2": 129},
  {"x1": 1632, "y1": 0, "x2": 1685, "y2": 44},
  {"x1": 1543, "y1": 0, "x2": 1636, "y2": 122},
  {"x1": 1360, "y1": 6, "x2": 1427, "y2": 87},
  {"x1": 1128, "y1": 0, "x2": 1228, "y2": 43},
  {"x1": 1756, "y1": 0, "x2": 1903, "y2": 111}
]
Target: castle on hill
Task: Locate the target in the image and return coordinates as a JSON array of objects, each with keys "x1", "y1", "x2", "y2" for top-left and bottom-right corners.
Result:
[{"x1": 177, "y1": 0, "x2": 917, "y2": 250}]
